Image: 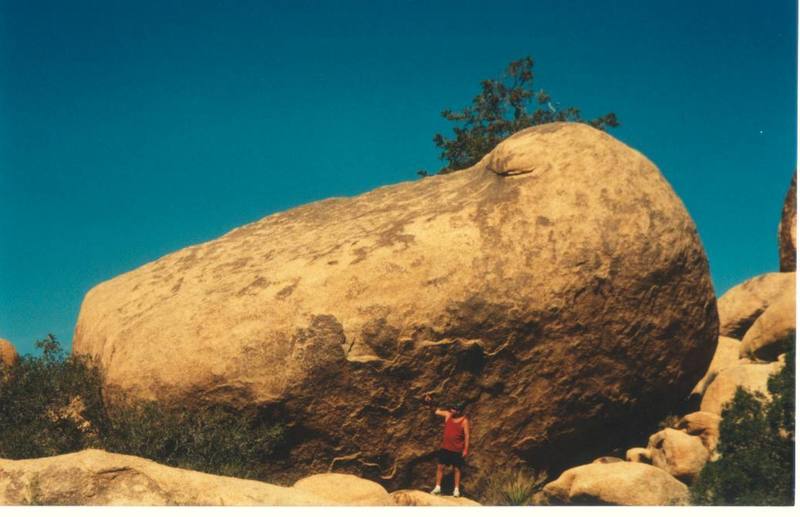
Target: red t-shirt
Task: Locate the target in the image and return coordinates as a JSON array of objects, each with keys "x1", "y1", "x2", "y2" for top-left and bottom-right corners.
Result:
[{"x1": 442, "y1": 416, "x2": 466, "y2": 452}]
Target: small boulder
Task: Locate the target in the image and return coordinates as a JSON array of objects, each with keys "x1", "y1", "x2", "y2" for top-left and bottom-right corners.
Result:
[
  {"x1": 691, "y1": 336, "x2": 741, "y2": 398},
  {"x1": 779, "y1": 174, "x2": 796, "y2": 272},
  {"x1": 700, "y1": 362, "x2": 782, "y2": 415},
  {"x1": 0, "y1": 338, "x2": 18, "y2": 368},
  {"x1": 292, "y1": 473, "x2": 394, "y2": 505},
  {"x1": 542, "y1": 462, "x2": 689, "y2": 505},
  {"x1": 740, "y1": 294, "x2": 795, "y2": 361},
  {"x1": 625, "y1": 448, "x2": 652, "y2": 464},
  {"x1": 678, "y1": 411, "x2": 721, "y2": 455},
  {"x1": 717, "y1": 272, "x2": 795, "y2": 339},
  {"x1": 647, "y1": 428, "x2": 710, "y2": 483},
  {"x1": 390, "y1": 490, "x2": 480, "y2": 506}
]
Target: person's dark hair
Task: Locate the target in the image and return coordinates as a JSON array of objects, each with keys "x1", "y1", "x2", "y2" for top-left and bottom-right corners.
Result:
[{"x1": 450, "y1": 402, "x2": 466, "y2": 412}]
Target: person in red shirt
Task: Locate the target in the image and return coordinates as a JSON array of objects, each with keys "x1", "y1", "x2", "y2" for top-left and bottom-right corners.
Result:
[{"x1": 427, "y1": 399, "x2": 470, "y2": 497}]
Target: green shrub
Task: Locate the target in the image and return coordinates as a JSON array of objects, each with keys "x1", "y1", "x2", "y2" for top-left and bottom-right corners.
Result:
[
  {"x1": 0, "y1": 335, "x2": 105, "y2": 458},
  {"x1": 691, "y1": 343, "x2": 794, "y2": 505},
  {"x1": 0, "y1": 335, "x2": 286, "y2": 480},
  {"x1": 103, "y1": 401, "x2": 285, "y2": 479},
  {"x1": 482, "y1": 467, "x2": 548, "y2": 505}
]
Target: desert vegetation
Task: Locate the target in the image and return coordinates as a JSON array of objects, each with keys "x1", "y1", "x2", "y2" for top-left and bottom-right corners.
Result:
[
  {"x1": 0, "y1": 335, "x2": 285, "y2": 480},
  {"x1": 691, "y1": 339, "x2": 794, "y2": 505}
]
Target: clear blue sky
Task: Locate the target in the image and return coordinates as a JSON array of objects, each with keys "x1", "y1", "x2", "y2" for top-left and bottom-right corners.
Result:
[{"x1": 0, "y1": 0, "x2": 796, "y2": 356}]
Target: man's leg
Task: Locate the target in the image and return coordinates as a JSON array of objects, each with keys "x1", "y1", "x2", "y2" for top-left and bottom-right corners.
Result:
[
  {"x1": 431, "y1": 464, "x2": 444, "y2": 494},
  {"x1": 453, "y1": 466, "x2": 461, "y2": 496}
]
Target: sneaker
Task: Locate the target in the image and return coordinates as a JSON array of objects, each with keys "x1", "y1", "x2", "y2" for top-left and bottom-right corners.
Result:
[
  {"x1": 453, "y1": 488, "x2": 460, "y2": 498},
  {"x1": 430, "y1": 486, "x2": 441, "y2": 495}
]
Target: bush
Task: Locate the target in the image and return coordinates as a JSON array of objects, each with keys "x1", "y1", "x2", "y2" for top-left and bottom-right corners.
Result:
[
  {"x1": 482, "y1": 467, "x2": 548, "y2": 505},
  {"x1": 0, "y1": 335, "x2": 105, "y2": 458},
  {"x1": 0, "y1": 335, "x2": 286, "y2": 480},
  {"x1": 691, "y1": 344, "x2": 794, "y2": 505}
]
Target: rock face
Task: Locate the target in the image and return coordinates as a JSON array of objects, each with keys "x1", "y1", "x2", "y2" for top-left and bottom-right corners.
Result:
[
  {"x1": 740, "y1": 294, "x2": 795, "y2": 361},
  {"x1": 646, "y1": 428, "x2": 709, "y2": 483},
  {"x1": 0, "y1": 449, "x2": 336, "y2": 505},
  {"x1": 700, "y1": 362, "x2": 782, "y2": 415},
  {"x1": 72, "y1": 123, "x2": 718, "y2": 490},
  {"x1": 779, "y1": 174, "x2": 796, "y2": 272},
  {"x1": 391, "y1": 490, "x2": 480, "y2": 506},
  {"x1": 292, "y1": 473, "x2": 393, "y2": 505},
  {"x1": 691, "y1": 336, "x2": 741, "y2": 399},
  {"x1": 541, "y1": 462, "x2": 689, "y2": 505},
  {"x1": 717, "y1": 273, "x2": 795, "y2": 339},
  {"x1": 0, "y1": 338, "x2": 18, "y2": 368}
]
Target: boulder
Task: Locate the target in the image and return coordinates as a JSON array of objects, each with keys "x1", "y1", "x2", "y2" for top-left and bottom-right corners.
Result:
[
  {"x1": 0, "y1": 338, "x2": 18, "y2": 368},
  {"x1": 647, "y1": 428, "x2": 709, "y2": 483},
  {"x1": 592, "y1": 456, "x2": 624, "y2": 464},
  {"x1": 292, "y1": 473, "x2": 393, "y2": 505},
  {"x1": 740, "y1": 293, "x2": 795, "y2": 361},
  {"x1": 677, "y1": 411, "x2": 720, "y2": 454},
  {"x1": 72, "y1": 122, "x2": 718, "y2": 489},
  {"x1": 390, "y1": 489, "x2": 480, "y2": 506},
  {"x1": 0, "y1": 449, "x2": 334, "y2": 505},
  {"x1": 700, "y1": 362, "x2": 782, "y2": 415},
  {"x1": 625, "y1": 447, "x2": 652, "y2": 464},
  {"x1": 717, "y1": 272, "x2": 795, "y2": 339},
  {"x1": 542, "y1": 462, "x2": 689, "y2": 505},
  {"x1": 778, "y1": 174, "x2": 796, "y2": 272},
  {"x1": 691, "y1": 336, "x2": 741, "y2": 398}
]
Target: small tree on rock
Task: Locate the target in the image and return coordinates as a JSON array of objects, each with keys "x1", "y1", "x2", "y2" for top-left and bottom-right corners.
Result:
[{"x1": 420, "y1": 56, "x2": 619, "y2": 175}]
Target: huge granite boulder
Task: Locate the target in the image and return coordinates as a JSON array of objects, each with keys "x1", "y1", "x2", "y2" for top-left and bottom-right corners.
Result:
[
  {"x1": 717, "y1": 273, "x2": 795, "y2": 339},
  {"x1": 0, "y1": 449, "x2": 335, "y2": 505},
  {"x1": 779, "y1": 174, "x2": 796, "y2": 272},
  {"x1": 72, "y1": 122, "x2": 718, "y2": 490},
  {"x1": 542, "y1": 461, "x2": 689, "y2": 505}
]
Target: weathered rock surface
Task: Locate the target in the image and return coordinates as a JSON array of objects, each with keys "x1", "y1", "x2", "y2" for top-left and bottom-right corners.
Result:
[
  {"x1": 779, "y1": 174, "x2": 796, "y2": 272},
  {"x1": 0, "y1": 338, "x2": 18, "y2": 368},
  {"x1": 72, "y1": 122, "x2": 718, "y2": 490},
  {"x1": 292, "y1": 473, "x2": 393, "y2": 505},
  {"x1": 390, "y1": 490, "x2": 480, "y2": 506},
  {"x1": 0, "y1": 449, "x2": 335, "y2": 505},
  {"x1": 691, "y1": 336, "x2": 741, "y2": 398},
  {"x1": 678, "y1": 411, "x2": 720, "y2": 454},
  {"x1": 542, "y1": 462, "x2": 689, "y2": 505},
  {"x1": 717, "y1": 272, "x2": 795, "y2": 339},
  {"x1": 647, "y1": 428, "x2": 709, "y2": 483},
  {"x1": 740, "y1": 293, "x2": 795, "y2": 361},
  {"x1": 700, "y1": 362, "x2": 782, "y2": 415},
  {"x1": 625, "y1": 447, "x2": 651, "y2": 464}
]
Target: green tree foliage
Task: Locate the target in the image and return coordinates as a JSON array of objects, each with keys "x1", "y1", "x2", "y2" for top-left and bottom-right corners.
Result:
[
  {"x1": 0, "y1": 335, "x2": 106, "y2": 458},
  {"x1": 691, "y1": 341, "x2": 795, "y2": 505},
  {"x1": 0, "y1": 335, "x2": 285, "y2": 480},
  {"x1": 421, "y1": 56, "x2": 619, "y2": 175}
]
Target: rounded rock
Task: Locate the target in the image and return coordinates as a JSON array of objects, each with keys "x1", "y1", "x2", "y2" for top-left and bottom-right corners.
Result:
[{"x1": 72, "y1": 122, "x2": 718, "y2": 489}]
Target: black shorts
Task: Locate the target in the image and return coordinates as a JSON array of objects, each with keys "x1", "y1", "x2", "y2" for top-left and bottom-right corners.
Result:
[{"x1": 437, "y1": 448, "x2": 465, "y2": 468}]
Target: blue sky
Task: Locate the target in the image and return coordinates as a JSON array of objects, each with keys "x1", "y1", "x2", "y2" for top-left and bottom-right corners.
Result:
[{"x1": 0, "y1": 0, "x2": 796, "y2": 356}]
